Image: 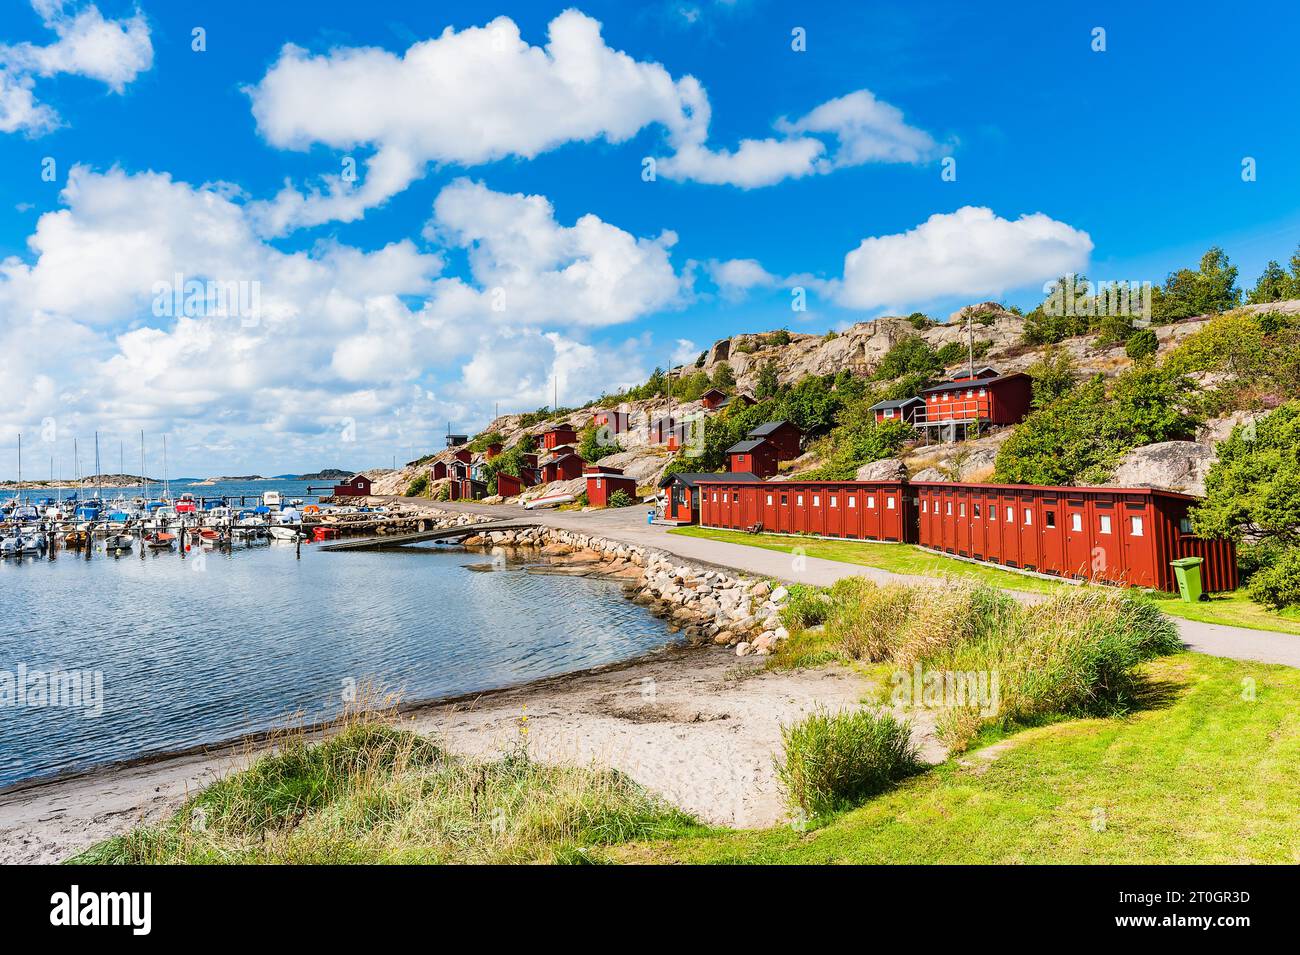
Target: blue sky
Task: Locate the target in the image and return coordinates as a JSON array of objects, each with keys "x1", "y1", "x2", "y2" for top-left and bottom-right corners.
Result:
[{"x1": 1, "y1": 0, "x2": 1298, "y2": 477}]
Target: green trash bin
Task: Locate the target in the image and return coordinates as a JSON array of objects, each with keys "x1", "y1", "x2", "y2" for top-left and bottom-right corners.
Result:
[{"x1": 1170, "y1": 557, "x2": 1204, "y2": 603}]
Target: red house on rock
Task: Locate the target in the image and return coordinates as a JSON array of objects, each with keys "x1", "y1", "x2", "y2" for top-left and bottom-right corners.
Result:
[
  {"x1": 868, "y1": 397, "x2": 926, "y2": 425},
  {"x1": 332, "y1": 474, "x2": 372, "y2": 497},
  {"x1": 592, "y1": 410, "x2": 630, "y2": 434},
  {"x1": 727, "y1": 439, "x2": 779, "y2": 479},
  {"x1": 542, "y1": 452, "x2": 584, "y2": 483},
  {"x1": 918, "y1": 372, "x2": 1032, "y2": 440},
  {"x1": 585, "y1": 465, "x2": 638, "y2": 507},
  {"x1": 540, "y1": 425, "x2": 578, "y2": 450},
  {"x1": 747, "y1": 421, "x2": 802, "y2": 460}
]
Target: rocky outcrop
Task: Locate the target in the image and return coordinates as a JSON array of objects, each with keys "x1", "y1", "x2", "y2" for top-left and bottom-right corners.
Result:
[
  {"x1": 855, "y1": 458, "x2": 908, "y2": 482},
  {"x1": 464, "y1": 526, "x2": 791, "y2": 655},
  {"x1": 1108, "y1": 441, "x2": 1215, "y2": 496},
  {"x1": 910, "y1": 466, "x2": 948, "y2": 482}
]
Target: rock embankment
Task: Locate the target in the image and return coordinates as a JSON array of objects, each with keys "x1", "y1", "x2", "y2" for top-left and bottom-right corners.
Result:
[{"x1": 460, "y1": 526, "x2": 792, "y2": 656}]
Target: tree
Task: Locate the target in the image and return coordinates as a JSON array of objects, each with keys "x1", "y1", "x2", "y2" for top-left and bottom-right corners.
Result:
[
  {"x1": 1125, "y1": 328, "x2": 1159, "y2": 360},
  {"x1": 1151, "y1": 247, "x2": 1242, "y2": 320},
  {"x1": 711, "y1": 361, "x2": 735, "y2": 390},
  {"x1": 1247, "y1": 260, "x2": 1290, "y2": 304},
  {"x1": 755, "y1": 360, "x2": 780, "y2": 399},
  {"x1": 578, "y1": 424, "x2": 619, "y2": 462},
  {"x1": 1025, "y1": 346, "x2": 1078, "y2": 407},
  {"x1": 994, "y1": 376, "x2": 1113, "y2": 485},
  {"x1": 1102, "y1": 361, "x2": 1199, "y2": 447},
  {"x1": 872, "y1": 335, "x2": 941, "y2": 380},
  {"x1": 1193, "y1": 402, "x2": 1300, "y2": 607}
]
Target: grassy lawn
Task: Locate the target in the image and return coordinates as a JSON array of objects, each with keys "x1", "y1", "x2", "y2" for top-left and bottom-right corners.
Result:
[
  {"x1": 614, "y1": 654, "x2": 1300, "y2": 864},
  {"x1": 670, "y1": 526, "x2": 1300, "y2": 635},
  {"x1": 670, "y1": 526, "x2": 1071, "y2": 595}
]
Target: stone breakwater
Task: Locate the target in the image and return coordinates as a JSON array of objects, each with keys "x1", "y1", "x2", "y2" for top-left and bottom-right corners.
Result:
[
  {"x1": 461, "y1": 525, "x2": 792, "y2": 657},
  {"x1": 319, "y1": 505, "x2": 490, "y2": 536}
]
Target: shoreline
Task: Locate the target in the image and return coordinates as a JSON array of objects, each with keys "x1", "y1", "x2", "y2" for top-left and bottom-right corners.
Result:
[{"x1": 0, "y1": 645, "x2": 893, "y2": 864}]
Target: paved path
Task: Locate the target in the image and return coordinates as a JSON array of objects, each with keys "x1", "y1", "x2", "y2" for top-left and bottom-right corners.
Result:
[{"x1": 370, "y1": 496, "x2": 1300, "y2": 669}]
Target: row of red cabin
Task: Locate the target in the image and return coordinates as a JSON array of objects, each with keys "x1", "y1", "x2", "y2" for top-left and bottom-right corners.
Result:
[{"x1": 692, "y1": 477, "x2": 1237, "y2": 594}]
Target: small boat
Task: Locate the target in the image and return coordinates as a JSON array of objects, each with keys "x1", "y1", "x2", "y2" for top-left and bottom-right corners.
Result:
[
  {"x1": 524, "y1": 493, "x2": 575, "y2": 510},
  {"x1": 105, "y1": 533, "x2": 134, "y2": 551},
  {"x1": 269, "y1": 525, "x2": 300, "y2": 541},
  {"x1": 145, "y1": 532, "x2": 176, "y2": 550}
]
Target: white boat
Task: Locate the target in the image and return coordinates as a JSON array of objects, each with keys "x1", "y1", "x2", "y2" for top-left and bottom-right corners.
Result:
[
  {"x1": 105, "y1": 533, "x2": 134, "y2": 551},
  {"x1": 269, "y1": 526, "x2": 300, "y2": 541},
  {"x1": 524, "y1": 493, "x2": 575, "y2": 510}
]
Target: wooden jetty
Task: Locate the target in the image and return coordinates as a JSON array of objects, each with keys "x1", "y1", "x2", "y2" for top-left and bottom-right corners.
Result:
[{"x1": 319, "y1": 520, "x2": 537, "y2": 551}]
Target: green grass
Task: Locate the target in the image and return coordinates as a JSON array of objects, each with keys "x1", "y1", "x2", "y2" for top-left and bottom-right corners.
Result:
[
  {"x1": 72, "y1": 711, "x2": 699, "y2": 865},
  {"x1": 670, "y1": 526, "x2": 1068, "y2": 594},
  {"x1": 1153, "y1": 590, "x2": 1300, "y2": 636},
  {"x1": 671, "y1": 526, "x2": 1300, "y2": 635},
  {"x1": 614, "y1": 654, "x2": 1300, "y2": 864}
]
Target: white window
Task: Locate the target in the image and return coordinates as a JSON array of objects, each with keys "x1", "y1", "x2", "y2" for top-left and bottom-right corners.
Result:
[
  {"x1": 813, "y1": 495, "x2": 820, "y2": 507},
  {"x1": 1179, "y1": 517, "x2": 1193, "y2": 534},
  {"x1": 849, "y1": 497, "x2": 857, "y2": 509},
  {"x1": 830, "y1": 495, "x2": 838, "y2": 508},
  {"x1": 1130, "y1": 516, "x2": 1144, "y2": 537},
  {"x1": 946, "y1": 501, "x2": 953, "y2": 516},
  {"x1": 974, "y1": 504, "x2": 981, "y2": 518},
  {"x1": 1045, "y1": 511, "x2": 1056, "y2": 528},
  {"x1": 766, "y1": 494, "x2": 773, "y2": 506},
  {"x1": 887, "y1": 496, "x2": 896, "y2": 510},
  {"x1": 867, "y1": 495, "x2": 876, "y2": 509},
  {"x1": 1071, "y1": 513, "x2": 1083, "y2": 532},
  {"x1": 596, "y1": 478, "x2": 603, "y2": 489},
  {"x1": 922, "y1": 500, "x2": 928, "y2": 513},
  {"x1": 711, "y1": 491, "x2": 717, "y2": 501},
  {"x1": 797, "y1": 494, "x2": 804, "y2": 506},
  {"x1": 959, "y1": 502, "x2": 966, "y2": 517},
  {"x1": 1006, "y1": 506, "x2": 1014, "y2": 522},
  {"x1": 990, "y1": 506, "x2": 996, "y2": 521},
  {"x1": 943, "y1": 393, "x2": 951, "y2": 401},
  {"x1": 967, "y1": 389, "x2": 974, "y2": 398},
  {"x1": 1099, "y1": 515, "x2": 1112, "y2": 535},
  {"x1": 884, "y1": 408, "x2": 895, "y2": 418},
  {"x1": 979, "y1": 388, "x2": 987, "y2": 397},
  {"x1": 1024, "y1": 508, "x2": 1033, "y2": 526}
]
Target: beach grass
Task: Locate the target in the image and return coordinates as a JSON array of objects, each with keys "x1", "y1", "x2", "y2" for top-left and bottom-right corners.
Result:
[
  {"x1": 614, "y1": 653, "x2": 1300, "y2": 864},
  {"x1": 671, "y1": 526, "x2": 1300, "y2": 635},
  {"x1": 71, "y1": 707, "x2": 699, "y2": 865}
]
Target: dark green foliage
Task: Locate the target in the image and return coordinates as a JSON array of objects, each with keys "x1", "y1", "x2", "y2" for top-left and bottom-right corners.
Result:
[
  {"x1": 1125, "y1": 328, "x2": 1159, "y2": 360},
  {"x1": 935, "y1": 341, "x2": 966, "y2": 366},
  {"x1": 711, "y1": 361, "x2": 735, "y2": 390},
  {"x1": 755, "y1": 360, "x2": 780, "y2": 399},
  {"x1": 578, "y1": 424, "x2": 620, "y2": 463},
  {"x1": 607, "y1": 489, "x2": 634, "y2": 508},
  {"x1": 1247, "y1": 549, "x2": 1300, "y2": 610},
  {"x1": 1151, "y1": 247, "x2": 1242, "y2": 320},
  {"x1": 906, "y1": 311, "x2": 932, "y2": 329},
  {"x1": 405, "y1": 474, "x2": 429, "y2": 497},
  {"x1": 1025, "y1": 346, "x2": 1078, "y2": 407},
  {"x1": 873, "y1": 335, "x2": 941, "y2": 381},
  {"x1": 768, "y1": 328, "x2": 792, "y2": 347}
]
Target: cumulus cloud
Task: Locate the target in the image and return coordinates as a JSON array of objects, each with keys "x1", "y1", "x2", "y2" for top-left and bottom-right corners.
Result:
[
  {"x1": 0, "y1": 167, "x2": 682, "y2": 469},
  {"x1": 244, "y1": 9, "x2": 939, "y2": 231},
  {"x1": 837, "y1": 207, "x2": 1093, "y2": 310},
  {"x1": 706, "y1": 258, "x2": 779, "y2": 299},
  {"x1": 0, "y1": 1, "x2": 153, "y2": 135}
]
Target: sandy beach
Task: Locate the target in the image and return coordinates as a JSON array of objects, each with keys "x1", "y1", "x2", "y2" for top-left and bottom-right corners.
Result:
[{"x1": 0, "y1": 646, "x2": 942, "y2": 865}]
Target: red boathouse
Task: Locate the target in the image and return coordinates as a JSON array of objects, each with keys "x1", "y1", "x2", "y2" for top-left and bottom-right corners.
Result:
[
  {"x1": 540, "y1": 425, "x2": 579, "y2": 450},
  {"x1": 696, "y1": 477, "x2": 1237, "y2": 594},
  {"x1": 586, "y1": 466, "x2": 638, "y2": 507},
  {"x1": 727, "y1": 438, "x2": 779, "y2": 479},
  {"x1": 332, "y1": 474, "x2": 372, "y2": 497}
]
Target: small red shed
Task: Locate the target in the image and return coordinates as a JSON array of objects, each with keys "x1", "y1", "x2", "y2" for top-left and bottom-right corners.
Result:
[
  {"x1": 540, "y1": 425, "x2": 579, "y2": 450},
  {"x1": 495, "y1": 472, "x2": 523, "y2": 497},
  {"x1": 586, "y1": 467, "x2": 638, "y2": 507},
  {"x1": 431, "y1": 461, "x2": 448, "y2": 481},
  {"x1": 332, "y1": 474, "x2": 372, "y2": 497},
  {"x1": 592, "y1": 410, "x2": 630, "y2": 434},
  {"x1": 660, "y1": 472, "x2": 763, "y2": 524},
  {"x1": 700, "y1": 388, "x2": 730, "y2": 411},
  {"x1": 484, "y1": 442, "x2": 503, "y2": 460},
  {"x1": 747, "y1": 420, "x2": 802, "y2": 460},
  {"x1": 727, "y1": 438, "x2": 779, "y2": 479},
  {"x1": 542, "y1": 452, "x2": 584, "y2": 483}
]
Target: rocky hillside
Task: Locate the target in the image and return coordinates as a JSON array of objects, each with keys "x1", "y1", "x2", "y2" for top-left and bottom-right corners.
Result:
[{"x1": 373, "y1": 298, "x2": 1300, "y2": 501}]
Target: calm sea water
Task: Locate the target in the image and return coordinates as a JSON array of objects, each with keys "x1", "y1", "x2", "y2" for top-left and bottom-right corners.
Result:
[{"x1": 0, "y1": 499, "x2": 674, "y2": 789}]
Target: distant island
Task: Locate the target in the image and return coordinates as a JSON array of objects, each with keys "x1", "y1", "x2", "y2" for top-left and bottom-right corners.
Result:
[
  {"x1": 290, "y1": 469, "x2": 354, "y2": 481},
  {"x1": 0, "y1": 474, "x2": 161, "y2": 490}
]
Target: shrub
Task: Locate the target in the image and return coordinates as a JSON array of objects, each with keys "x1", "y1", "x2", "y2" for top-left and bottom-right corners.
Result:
[
  {"x1": 405, "y1": 474, "x2": 429, "y2": 497},
  {"x1": 775, "y1": 707, "x2": 920, "y2": 817},
  {"x1": 1247, "y1": 548, "x2": 1300, "y2": 610},
  {"x1": 606, "y1": 489, "x2": 634, "y2": 508},
  {"x1": 1125, "y1": 328, "x2": 1159, "y2": 360},
  {"x1": 779, "y1": 584, "x2": 832, "y2": 630},
  {"x1": 768, "y1": 328, "x2": 792, "y2": 347}
]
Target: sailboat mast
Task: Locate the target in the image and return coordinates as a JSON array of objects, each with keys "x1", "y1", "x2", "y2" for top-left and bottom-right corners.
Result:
[
  {"x1": 16, "y1": 432, "x2": 21, "y2": 498},
  {"x1": 141, "y1": 431, "x2": 147, "y2": 499},
  {"x1": 162, "y1": 435, "x2": 169, "y2": 500}
]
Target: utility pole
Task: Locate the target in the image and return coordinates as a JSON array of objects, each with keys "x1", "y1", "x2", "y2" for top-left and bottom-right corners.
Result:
[{"x1": 967, "y1": 307, "x2": 975, "y2": 382}]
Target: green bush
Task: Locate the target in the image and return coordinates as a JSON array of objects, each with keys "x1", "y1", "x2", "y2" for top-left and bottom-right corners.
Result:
[
  {"x1": 775, "y1": 707, "x2": 920, "y2": 817},
  {"x1": 1125, "y1": 328, "x2": 1159, "y2": 360},
  {"x1": 607, "y1": 489, "x2": 634, "y2": 508},
  {"x1": 779, "y1": 583, "x2": 832, "y2": 630},
  {"x1": 405, "y1": 474, "x2": 429, "y2": 497},
  {"x1": 1247, "y1": 548, "x2": 1300, "y2": 610}
]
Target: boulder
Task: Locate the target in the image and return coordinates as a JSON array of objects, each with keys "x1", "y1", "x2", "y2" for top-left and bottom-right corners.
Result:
[
  {"x1": 911, "y1": 466, "x2": 948, "y2": 482},
  {"x1": 1108, "y1": 441, "x2": 1215, "y2": 496},
  {"x1": 855, "y1": 457, "x2": 908, "y2": 482}
]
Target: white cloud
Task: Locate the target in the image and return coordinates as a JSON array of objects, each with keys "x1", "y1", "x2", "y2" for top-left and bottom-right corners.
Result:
[
  {"x1": 838, "y1": 207, "x2": 1093, "y2": 310},
  {"x1": 670, "y1": 338, "x2": 699, "y2": 365},
  {"x1": 0, "y1": 166, "x2": 684, "y2": 470},
  {"x1": 0, "y1": 1, "x2": 153, "y2": 135},
  {"x1": 244, "y1": 9, "x2": 940, "y2": 230},
  {"x1": 706, "y1": 258, "x2": 779, "y2": 299}
]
